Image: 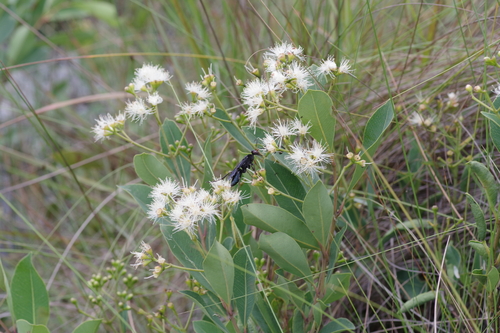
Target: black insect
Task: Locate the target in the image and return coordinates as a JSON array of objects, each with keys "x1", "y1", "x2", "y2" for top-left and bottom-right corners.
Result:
[{"x1": 223, "y1": 149, "x2": 261, "y2": 186}]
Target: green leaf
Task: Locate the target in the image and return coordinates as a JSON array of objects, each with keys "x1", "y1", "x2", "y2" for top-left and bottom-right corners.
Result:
[
  {"x1": 233, "y1": 247, "x2": 256, "y2": 328},
  {"x1": 243, "y1": 204, "x2": 319, "y2": 249},
  {"x1": 469, "y1": 240, "x2": 490, "y2": 260},
  {"x1": 72, "y1": 319, "x2": 102, "y2": 333},
  {"x1": 181, "y1": 290, "x2": 229, "y2": 332},
  {"x1": 201, "y1": 131, "x2": 214, "y2": 190},
  {"x1": 193, "y1": 320, "x2": 225, "y2": 333},
  {"x1": 382, "y1": 219, "x2": 433, "y2": 244},
  {"x1": 328, "y1": 226, "x2": 346, "y2": 279},
  {"x1": 469, "y1": 161, "x2": 499, "y2": 206},
  {"x1": 292, "y1": 308, "x2": 305, "y2": 333},
  {"x1": 397, "y1": 269, "x2": 428, "y2": 299},
  {"x1": 466, "y1": 193, "x2": 487, "y2": 241},
  {"x1": 303, "y1": 181, "x2": 333, "y2": 246},
  {"x1": 482, "y1": 111, "x2": 500, "y2": 153},
  {"x1": 318, "y1": 318, "x2": 355, "y2": 333},
  {"x1": 444, "y1": 245, "x2": 461, "y2": 285},
  {"x1": 298, "y1": 90, "x2": 335, "y2": 151},
  {"x1": 322, "y1": 273, "x2": 352, "y2": 304},
  {"x1": 362, "y1": 100, "x2": 394, "y2": 152},
  {"x1": 471, "y1": 269, "x2": 487, "y2": 285},
  {"x1": 16, "y1": 320, "x2": 51, "y2": 333},
  {"x1": 7, "y1": 25, "x2": 31, "y2": 65},
  {"x1": 259, "y1": 233, "x2": 312, "y2": 282},
  {"x1": 348, "y1": 100, "x2": 394, "y2": 192},
  {"x1": 120, "y1": 184, "x2": 152, "y2": 214},
  {"x1": 0, "y1": 257, "x2": 13, "y2": 325},
  {"x1": 203, "y1": 241, "x2": 235, "y2": 305},
  {"x1": 159, "y1": 119, "x2": 191, "y2": 184},
  {"x1": 72, "y1": 1, "x2": 118, "y2": 27},
  {"x1": 273, "y1": 275, "x2": 291, "y2": 302},
  {"x1": 399, "y1": 291, "x2": 436, "y2": 313},
  {"x1": 242, "y1": 126, "x2": 267, "y2": 146},
  {"x1": 265, "y1": 159, "x2": 306, "y2": 219},
  {"x1": 0, "y1": 12, "x2": 16, "y2": 44},
  {"x1": 133, "y1": 153, "x2": 172, "y2": 186},
  {"x1": 160, "y1": 225, "x2": 212, "y2": 291},
  {"x1": 252, "y1": 292, "x2": 281, "y2": 333},
  {"x1": 0, "y1": 256, "x2": 6, "y2": 291},
  {"x1": 487, "y1": 267, "x2": 499, "y2": 293},
  {"x1": 11, "y1": 254, "x2": 49, "y2": 325},
  {"x1": 213, "y1": 109, "x2": 253, "y2": 151}
]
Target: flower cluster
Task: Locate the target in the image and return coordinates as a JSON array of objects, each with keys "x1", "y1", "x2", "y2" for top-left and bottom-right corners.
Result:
[
  {"x1": 260, "y1": 118, "x2": 331, "y2": 175},
  {"x1": 316, "y1": 56, "x2": 353, "y2": 78},
  {"x1": 91, "y1": 113, "x2": 125, "y2": 142},
  {"x1": 92, "y1": 63, "x2": 171, "y2": 140},
  {"x1": 241, "y1": 42, "x2": 352, "y2": 127},
  {"x1": 408, "y1": 112, "x2": 434, "y2": 127},
  {"x1": 147, "y1": 178, "x2": 244, "y2": 235},
  {"x1": 177, "y1": 80, "x2": 214, "y2": 119},
  {"x1": 286, "y1": 140, "x2": 332, "y2": 175},
  {"x1": 131, "y1": 63, "x2": 172, "y2": 92},
  {"x1": 130, "y1": 241, "x2": 169, "y2": 279}
]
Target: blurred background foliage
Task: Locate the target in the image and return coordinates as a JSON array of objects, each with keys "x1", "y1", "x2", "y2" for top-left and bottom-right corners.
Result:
[{"x1": 1, "y1": 0, "x2": 499, "y2": 332}]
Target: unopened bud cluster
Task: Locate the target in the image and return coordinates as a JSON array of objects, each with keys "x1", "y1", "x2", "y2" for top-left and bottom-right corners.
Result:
[{"x1": 346, "y1": 152, "x2": 367, "y2": 168}]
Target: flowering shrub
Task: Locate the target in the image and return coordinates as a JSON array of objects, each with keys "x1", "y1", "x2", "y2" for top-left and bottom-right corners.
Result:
[{"x1": 91, "y1": 42, "x2": 394, "y2": 331}]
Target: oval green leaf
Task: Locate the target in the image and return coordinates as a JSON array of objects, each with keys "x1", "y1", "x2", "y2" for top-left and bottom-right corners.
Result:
[
  {"x1": 120, "y1": 184, "x2": 152, "y2": 214},
  {"x1": 193, "y1": 320, "x2": 225, "y2": 333},
  {"x1": 348, "y1": 100, "x2": 394, "y2": 192},
  {"x1": 265, "y1": 159, "x2": 306, "y2": 219},
  {"x1": 466, "y1": 193, "x2": 487, "y2": 241},
  {"x1": 399, "y1": 290, "x2": 436, "y2": 314},
  {"x1": 303, "y1": 181, "x2": 333, "y2": 246},
  {"x1": 322, "y1": 272, "x2": 352, "y2": 304},
  {"x1": 252, "y1": 293, "x2": 281, "y2": 333},
  {"x1": 487, "y1": 267, "x2": 499, "y2": 293},
  {"x1": 469, "y1": 240, "x2": 490, "y2": 260},
  {"x1": 213, "y1": 109, "x2": 253, "y2": 151},
  {"x1": 469, "y1": 161, "x2": 499, "y2": 206},
  {"x1": 319, "y1": 318, "x2": 355, "y2": 333},
  {"x1": 203, "y1": 241, "x2": 235, "y2": 305},
  {"x1": 298, "y1": 90, "x2": 335, "y2": 150},
  {"x1": 328, "y1": 226, "x2": 347, "y2": 279},
  {"x1": 482, "y1": 110, "x2": 500, "y2": 152},
  {"x1": 259, "y1": 232, "x2": 312, "y2": 282},
  {"x1": 159, "y1": 119, "x2": 191, "y2": 184},
  {"x1": 242, "y1": 204, "x2": 319, "y2": 249},
  {"x1": 16, "y1": 320, "x2": 51, "y2": 333},
  {"x1": 72, "y1": 319, "x2": 102, "y2": 333},
  {"x1": 11, "y1": 254, "x2": 49, "y2": 325},
  {"x1": 133, "y1": 153, "x2": 172, "y2": 186},
  {"x1": 233, "y1": 247, "x2": 256, "y2": 328},
  {"x1": 160, "y1": 224, "x2": 212, "y2": 292},
  {"x1": 181, "y1": 290, "x2": 228, "y2": 332}
]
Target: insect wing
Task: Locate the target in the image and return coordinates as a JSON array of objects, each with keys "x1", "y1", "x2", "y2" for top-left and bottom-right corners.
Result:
[{"x1": 230, "y1": 170, "x2": 242, "y2": 186}]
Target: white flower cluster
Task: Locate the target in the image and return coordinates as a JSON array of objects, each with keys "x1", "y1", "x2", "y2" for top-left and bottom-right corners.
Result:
[
  {"x1": 125, "y1": 64, "x2": 171, "y2": 123},
  {"x1": 261, "y1": 118, "x2": 312, "y2": 154},
  {"x1": 286, "y1": 140, "x2": 332, "y2": 175},
  {"x1": 91, "y1": 112, "x2": 126, "y2": 141},
  {"x1": 446, "y1": 92, "x2": 459, "y2": 108},
  {"x1": 131, "y1": 63, "x2": 172, "y2": 92},
  {"x1": 91, "y1": 63, "x2": 171, "y2": 141},
  {"x1": 316, "y1": 56, "x2": 353, "y2": 78},
  {"x1": 147, "y1": 178, "x2": 244, "y2": 235},
  {"x1": 260, "y1": 118, "x2": 331, "y2": 175},
  {"x1": 242, "y1": 42, "x2": 352, "y2": 127},
  {"x1": 178, "y1": 81, "x2": 213, "y2": 118},
  {"x1": 408, "y1": 112, "x2": 434, "y2": 127}
]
